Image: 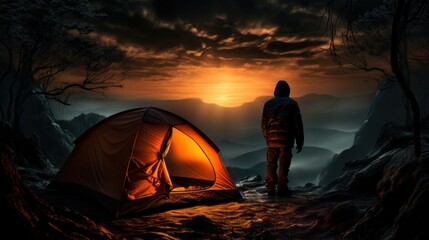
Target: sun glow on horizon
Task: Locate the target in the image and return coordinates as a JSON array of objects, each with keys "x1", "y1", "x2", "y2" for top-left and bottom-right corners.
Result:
[
  {"x1": 202, "y1": 72, "x2": 248, "y2": 107},
  {"x1": 206, "y1": 81, "x2": 235, "y2": 107},
  {"x1": 107, "y1": 62, "x2": 376, "y2": 108},
  {"x1": 176, "y1": 67, "x2": 285, "y2": 107},
  {"x1": 111, "y1": 66, "x2": 302, "y2": 107}
]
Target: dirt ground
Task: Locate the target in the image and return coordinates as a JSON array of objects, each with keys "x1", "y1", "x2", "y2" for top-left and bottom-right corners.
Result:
[{"x1": 43, "y1": 186, "x2": 375, "y2": 240}]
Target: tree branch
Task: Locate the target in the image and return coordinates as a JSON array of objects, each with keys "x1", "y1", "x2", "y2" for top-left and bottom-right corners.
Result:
[
  {"x1": 406, "y1": 0, "x2": 427, "y2": 24},
  {"x1": 351, "y1": 66, "x2": 387, "y2": 75}
]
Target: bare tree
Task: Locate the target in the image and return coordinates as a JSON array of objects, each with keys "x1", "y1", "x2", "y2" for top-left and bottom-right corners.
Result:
[
  {"x1": 324, "y1": 0, "x2": 429, "y2": 157},
  {"x1": 0, "y1": 0, "x2": 130, "y2": 127}
]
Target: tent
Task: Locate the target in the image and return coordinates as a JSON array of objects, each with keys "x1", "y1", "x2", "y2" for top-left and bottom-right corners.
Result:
[{"x1": 50, "y1": 107, "x2": 241, "y2": 217}]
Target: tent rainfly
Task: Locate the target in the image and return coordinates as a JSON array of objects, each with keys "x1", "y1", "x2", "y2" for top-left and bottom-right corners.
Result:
[{"x1": 50, "y1": 107, "x2": 241, "y2": 217}]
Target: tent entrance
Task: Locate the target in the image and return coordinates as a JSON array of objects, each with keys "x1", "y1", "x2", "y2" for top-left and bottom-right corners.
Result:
[{"x1": 164, "y1": 127, "x2": 215, "y2": 192}]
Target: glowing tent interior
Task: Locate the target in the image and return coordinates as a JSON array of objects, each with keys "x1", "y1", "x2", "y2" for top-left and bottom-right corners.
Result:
[{"x1": 50, "y1": 107, "x2": 241, "y2": 217}]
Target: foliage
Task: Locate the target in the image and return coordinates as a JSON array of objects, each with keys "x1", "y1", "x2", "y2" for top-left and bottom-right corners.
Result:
[
  {"x1": 324, "y1": 0, "x2": 429, "y2": 156},
  {"x1": 325, "y1": 0, "x2": 429, "y2": 75},
  {"x1": 0, "y1": 0, "x2": 130, "y2": 124}
]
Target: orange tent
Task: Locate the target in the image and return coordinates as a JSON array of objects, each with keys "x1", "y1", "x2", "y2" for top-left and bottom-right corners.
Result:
[{"x1": 50, "y1": 107, "x2": 241, "y2": 217}]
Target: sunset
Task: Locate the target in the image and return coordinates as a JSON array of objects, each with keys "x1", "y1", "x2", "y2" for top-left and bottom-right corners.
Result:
[
  {"x1": 110, "y1": 64, "x2": 376, "y2": 107},
  {"x1": 86, "y1": 0, "x2": 380, "y2": 107},
  {"x1": 2, "y1": 0, "x2": 429, "y2": 239}
]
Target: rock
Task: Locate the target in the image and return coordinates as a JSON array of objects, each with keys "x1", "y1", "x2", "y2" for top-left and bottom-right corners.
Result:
[
  {"x1": 339, "y1": 138, "x2": 429, "y2": 239},
  {"x1": 322, "y1": 123, "x2": 414, "y2": 194},
  {"x1": 0, "y1": 122, "x2": 58, "y2": 189},
  {"x1": 319, "y1": 201, "x2": 360, "y2": 236},
  {"x1": 313, "y1": 114, "x2": 429, "y2": 239},
  {"x1": 236, "y1": 175, "x2": 265, "y2": 189},
  {"x1": 317, "y1": 77, "x2": 409, "y2": 186},
  {"x1": 385, "y1": 176, "x2": 429, "y2": 239},
  {"x1": 57, "y1": 113, "x2": 105, "y2": 138},
  {"x1": 0, "y1": 69, "x2": 74, "y2": 168},
  {"x1": 180, "y1": 215, "x2": 223, "y2": 233},
  {"x1": 19, "y1": 94, "x2": 74, "y2": 167}
]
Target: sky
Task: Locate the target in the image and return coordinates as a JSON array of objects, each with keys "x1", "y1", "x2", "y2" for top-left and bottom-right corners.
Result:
[{"x1": 86, "y1": 0, "x2": 381, "y2": 107}]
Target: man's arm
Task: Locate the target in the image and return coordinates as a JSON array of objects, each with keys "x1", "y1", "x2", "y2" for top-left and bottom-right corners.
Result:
[
  {"x1": 261, "y1": 103, "x2": 269, "y2": 139},
  {"x1": 294, "y1": 104, "x2": 304, "y2": 153}
]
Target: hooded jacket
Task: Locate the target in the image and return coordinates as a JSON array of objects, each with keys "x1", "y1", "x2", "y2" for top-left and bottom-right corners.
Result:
[{"x1": 261, "y1": 81, "x2": 304, "y2": 148}]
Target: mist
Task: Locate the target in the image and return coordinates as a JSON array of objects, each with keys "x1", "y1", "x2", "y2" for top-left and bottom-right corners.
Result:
[{"x1": 53, "y1": 92, "x2": 373, "y2": 187}]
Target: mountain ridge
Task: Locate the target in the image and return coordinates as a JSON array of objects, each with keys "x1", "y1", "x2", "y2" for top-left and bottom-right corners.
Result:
[
  {"x1": 54, "y1": 92, "x2": 372, "y2": 156},
  {"x1": 53, "y1": 92, "x2": 373, "y2": 120}
]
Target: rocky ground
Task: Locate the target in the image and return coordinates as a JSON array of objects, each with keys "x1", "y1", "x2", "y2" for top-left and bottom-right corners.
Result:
[
  {"x1": 42, "y1": 122, "x2": 429, "y2": 240},
  {"x1": 3, "y1": 119, "x2": 429, "y2": 239},
  {"x1": 39, "y1": 176, "x2": 377, "y2": 240},
  {"x1": 102, "y1": 185, "x2": 376, "y2": 240}
]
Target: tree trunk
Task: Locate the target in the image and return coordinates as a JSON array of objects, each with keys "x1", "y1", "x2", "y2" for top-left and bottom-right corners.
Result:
[
  {"x1": 391, "y1": 0, "x2": 421, "y2": 157},
  {"x1": 6, "y1": 73, "x2": 18, "y2": 124},
  {"x1": 0, "y1": 105, "x2": 5, "y2": 122},
  {"x1": 13, "y1": 82, "x2": 34, "y2": 130},
  {"x1": 401, "y1": 1, "x2": 413, "y2": 126}
]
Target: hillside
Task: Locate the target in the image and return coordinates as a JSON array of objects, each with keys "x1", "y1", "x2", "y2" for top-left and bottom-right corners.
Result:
[
  {"x1": 53, "y1": 93, "x2": 372, "y2": 155},
  {"x1": 3, "y1": 96, "x2": 429, "y2": 240},
  {"x1": 57, "y1": 113, "x2": 105, "y2": 138},
  {"x1": 52, "y1": 93, "x2": 372, "y2": 134},
  {"x1": 226, "y1": 146, "x2": 335, "y2": 187},
  {"x1": 37, "y1": 121, "x2": 429, "y2": 240}
]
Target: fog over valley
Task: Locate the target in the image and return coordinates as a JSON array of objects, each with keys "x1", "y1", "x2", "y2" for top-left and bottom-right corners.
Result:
[{"x1": 53, "y1": 92, "x2": 373, "y2": 186}]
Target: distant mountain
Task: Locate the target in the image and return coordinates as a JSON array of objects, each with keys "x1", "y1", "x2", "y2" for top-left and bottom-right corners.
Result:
[
  {"x1": 224, "y1": 148, "x2": 266, "y2": 168},
  {"x1": 57, "y1": 113, "x2": 105, "y2": 139},
  {"x1": 225, "y1": 146, "x2": 334, "y2": 187},
  {"x1": 298, "y1": 94, "x2": 373, "y2": 131},
  {"x1": 52, "y1": 93, "x2": 373, "y2": 146},
  {"x1": 304, "y1": 128, "x2": 356, "y2": 154},
  {"x1": 226, "y1": 146, "x2": 335, "y2": 169},
  {"x1": 52, "y1": 92, "x2": 374, "y2": 187},
  {"x1": 215, "y1": 140, "x2": 263, "y2": 159}
]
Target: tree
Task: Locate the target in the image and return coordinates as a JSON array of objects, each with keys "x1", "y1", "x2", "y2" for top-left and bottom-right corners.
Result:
[
  {"x1": 324, "y1": 0, "x2": 429, "y2": 157},
  {"x1": 0, "y1": 0, "x2": 129, "y2": 128}
]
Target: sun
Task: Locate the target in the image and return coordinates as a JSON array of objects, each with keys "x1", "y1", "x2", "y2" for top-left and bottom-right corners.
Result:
[
  {"x1": 113, "y1": 66, "x2": 293, "y2": 107},
  {"x1": 202, "y1": 73, "x2": 240, "y2": 107},
  {"x1": 200, "y1": 69, "x2": 285, "y2": 107},
  {"x1": 197, "y1": 68, "x2": 289, "y2": 107}
]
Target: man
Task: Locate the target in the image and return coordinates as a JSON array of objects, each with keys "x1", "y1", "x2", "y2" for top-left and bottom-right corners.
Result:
[{"x1": 261, "y1": 80, "x2": 304, "y2": 196}]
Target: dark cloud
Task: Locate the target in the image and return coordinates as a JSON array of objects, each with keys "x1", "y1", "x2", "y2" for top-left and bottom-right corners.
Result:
[
  {"x1": 93, "y1": 4, "x2": 203, "y2": 51},
  {"x1": 274, "y1": 11, "x2": 325, "y2": 37},
  {"x1": 90, "y1": 0, "x2": 329, "y2": 72},
  {"x1": 267, "y1": 40, "x2": 326, "y2": 53},
  {"x1": 128, "y1": 69, "x2": 173, "y2": 79},
  {"x1": 324, "y1": 0, "x2": 386, "y2": 22},
  {"x1": 134, "y1": 58, "x2": 181, "y2": 68}
]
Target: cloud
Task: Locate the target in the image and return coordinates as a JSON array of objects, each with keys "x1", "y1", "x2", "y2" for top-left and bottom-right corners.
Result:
[
  {"x1": 215, "y1": 47, "x2": 278, "y2": 60},
  {"x1": 93, "y1": 0, "x2": 325, "y2": 53},
  {"x1": 266, "y1": 40, "x2": 326, "y2": 53},
  {"x1": 86, "y1": 0, "x2": 379, "y2": 102}
]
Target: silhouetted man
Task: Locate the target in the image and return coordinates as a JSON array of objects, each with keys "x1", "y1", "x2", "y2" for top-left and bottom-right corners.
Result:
[{"x1": 261, "y1": 80, "x2": 304, "y2": 196}]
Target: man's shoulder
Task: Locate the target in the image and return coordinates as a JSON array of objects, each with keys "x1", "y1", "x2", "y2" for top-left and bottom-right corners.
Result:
[
  {"x1": 288, "y1": 98, "x2": 299, "y2": 105},
  {"x1": 264, "y1": 97, "x2": 276, "y2": 104},
  {"x1": 288, "y1": 98, "x2": 301, "y2": 111},
  {"x1": 265, "y1": 97, "x2": 297, "y2": 105}
]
